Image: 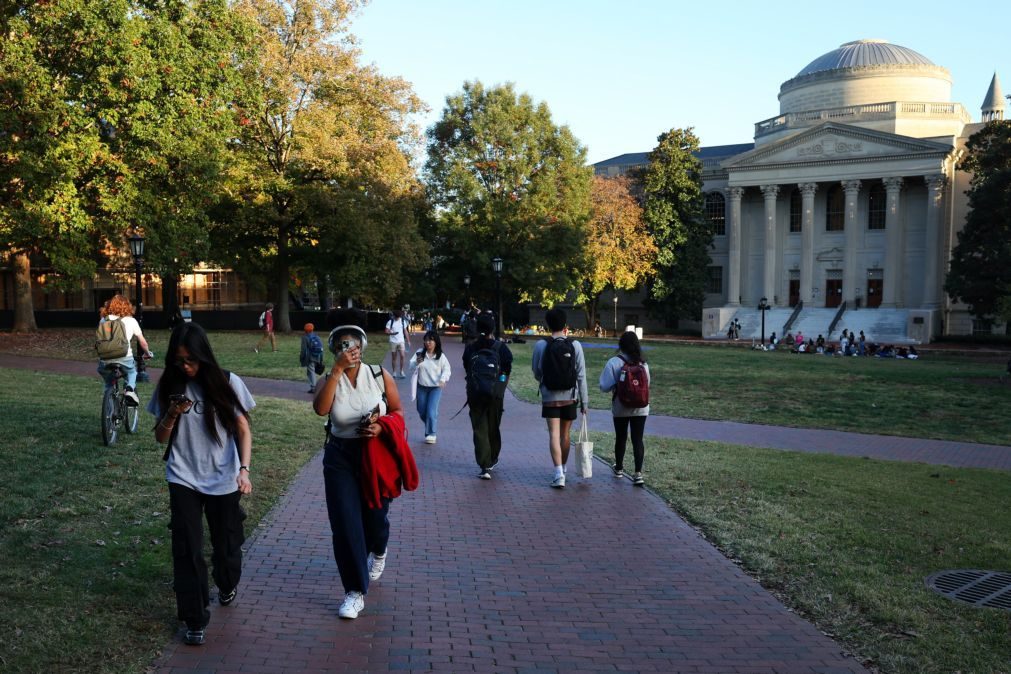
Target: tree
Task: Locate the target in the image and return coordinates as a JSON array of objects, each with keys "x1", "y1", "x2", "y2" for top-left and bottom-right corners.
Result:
[
  {"x1": 573, "y1": 175, "x2": 656, "y2": 331},
  {"x1": 945, "y1": 121, "x2": 1011, "y2": 327},
  {"x1": 222, "y1": 0, "x2": 428, "y2": 331},
  {"x1": 640, "y1": 128, "x2": 709, "y2": 325},
  {"x1": 425, "y1": 81, "x2": 592, "y2": 313}
]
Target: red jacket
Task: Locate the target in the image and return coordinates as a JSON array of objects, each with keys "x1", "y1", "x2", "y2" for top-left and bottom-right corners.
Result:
[{"x1": 360, "y1": 413, "x2": 419, "y2": 509}]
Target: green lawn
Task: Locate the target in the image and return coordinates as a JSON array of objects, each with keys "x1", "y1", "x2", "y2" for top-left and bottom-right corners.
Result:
[
  {"x1": 0, "y1": 368, "x2": 322, "y2": 673},
  {"x1": 606, "y1": 433, "x2": 1011, "y2": 674}
]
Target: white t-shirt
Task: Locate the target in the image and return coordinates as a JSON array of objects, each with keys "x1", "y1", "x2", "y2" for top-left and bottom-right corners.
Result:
[
  {"x1": 328, "y1": 365, "x2": 388, "y2": 438},
  {"x1": 147, "y1": 373, "x2": 256, "y2": 495},
  {"x1": 100, "y1": 314, "x2": 142, "y2": 363},
  {"x1": 386, "y1": 317, "x2": 408, "y2": 345}
]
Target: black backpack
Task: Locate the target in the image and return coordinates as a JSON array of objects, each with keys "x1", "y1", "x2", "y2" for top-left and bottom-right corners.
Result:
[
  {"x1": 540, "y1": 337, "x2": 577, "y2": 391},
  {"x1": 466, "y1": 341, "x2": 505, "y2": 401}
]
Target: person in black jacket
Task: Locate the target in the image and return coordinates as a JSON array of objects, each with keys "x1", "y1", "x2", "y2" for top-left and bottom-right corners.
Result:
[{"x1": 462, "y1": 314, "x2": 512, "y2": 480}]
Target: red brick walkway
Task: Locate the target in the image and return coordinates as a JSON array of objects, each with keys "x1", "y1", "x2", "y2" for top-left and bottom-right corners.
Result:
[{"x1": 3, "y1": 349, "x2": 1005, "y2": 672}]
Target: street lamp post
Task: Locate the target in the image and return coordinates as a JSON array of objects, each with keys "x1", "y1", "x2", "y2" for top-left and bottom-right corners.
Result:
[
  {"x1": 128, "y1": 233, "x2": 145, "y2": 325},
  {"x1": 463, "y1": 274, "x2": 470, "y2": 307},
  {"x1": 491, "y1": 257, "x2": 503, "y2": 337},
  {"x1": 758, "y1": 296, "x2": 769, "y2": 349},
  {"x1": 613, "y1": 292, "x2": 619, "y2": 337}
]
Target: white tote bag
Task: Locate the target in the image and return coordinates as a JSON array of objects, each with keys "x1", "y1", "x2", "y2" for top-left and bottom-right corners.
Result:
[{"x1": 576, "y1": 416, "x2": 593, "y2": 479}]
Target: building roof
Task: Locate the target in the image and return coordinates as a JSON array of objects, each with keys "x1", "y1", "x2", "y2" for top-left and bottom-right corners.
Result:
[
  {"x1": 796, "y1": 39, "x2": 934, "y2": 77},
  {"x1": 981, "y1": 72, "x2": 1005, "y2": 112},
  {"x1": 593, "y1": 143, "x2": 755, "y2": 169}
]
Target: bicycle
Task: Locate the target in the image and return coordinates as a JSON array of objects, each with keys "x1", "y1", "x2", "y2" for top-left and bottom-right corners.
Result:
[{"x1": 101, "y1": 363, "x2": 139, "y2": 446}]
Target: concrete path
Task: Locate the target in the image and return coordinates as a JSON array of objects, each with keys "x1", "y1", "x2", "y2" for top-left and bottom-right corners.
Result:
[{"x1": 1, "y1": 347, "x2": 1006, "y2": 672}]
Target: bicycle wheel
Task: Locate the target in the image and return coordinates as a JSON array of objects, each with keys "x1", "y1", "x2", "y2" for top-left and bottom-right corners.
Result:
[
  {"x1": 101, "y1": 388, "x2": 119, "y2": 446},
  {"x1": 124, "y1": 397, "x2": 139, "y2": 434}
]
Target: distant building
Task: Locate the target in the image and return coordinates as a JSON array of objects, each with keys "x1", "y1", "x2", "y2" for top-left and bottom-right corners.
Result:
[{"x1": 595, "y1": 39, "x2": 1008, "y2": 341}]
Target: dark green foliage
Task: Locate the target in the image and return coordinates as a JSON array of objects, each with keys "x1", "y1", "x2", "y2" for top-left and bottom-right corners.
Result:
[
  {"x1": 640, "y1": 128, "x2": 710, "y2": 324},
  {"x1": 945, "y1": 120, "x2": 1011, "y2": 325}
]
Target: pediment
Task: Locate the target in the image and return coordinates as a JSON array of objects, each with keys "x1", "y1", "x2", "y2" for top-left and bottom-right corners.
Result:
[{"x1": 723, "y1": 122, "x2": 952, "y2": 169}]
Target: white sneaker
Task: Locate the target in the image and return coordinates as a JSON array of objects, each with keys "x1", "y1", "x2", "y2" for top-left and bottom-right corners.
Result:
[
  {"x1": 368, "y1": 551, "x2": 387, "y2": 581},
  {"x1": 550, "y1": 474, "x2": 565, "y2": 489},
  {"x1": 338, "y1": 591, "x2": 365, "y2": 619},
  {"x1": 424, "y1": 435, "x2": 436, "y2": 444},
  {"x1": 123, "y1": 389, "x2": 140, "y2": 406}
]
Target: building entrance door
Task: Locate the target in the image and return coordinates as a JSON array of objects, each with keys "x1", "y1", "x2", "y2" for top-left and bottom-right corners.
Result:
[
  {"x1": 788, "y1": 280, "x2": 800, "y2": 307},
  {"x1": 866, "y1": 279, "x2": 883, "y2": 308},
  {"x1": 826, "y1": 279, "x2": 843, "y2": 308}
]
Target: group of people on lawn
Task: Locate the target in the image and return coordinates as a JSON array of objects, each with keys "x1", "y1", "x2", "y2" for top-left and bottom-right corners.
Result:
[{"x1": 765, "y1": 327, "x2": 919, "y2": 358}]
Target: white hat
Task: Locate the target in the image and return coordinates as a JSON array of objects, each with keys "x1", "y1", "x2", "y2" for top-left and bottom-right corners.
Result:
[{"x1": 328, "y1": 325, "x2": 368, "y2": 354}]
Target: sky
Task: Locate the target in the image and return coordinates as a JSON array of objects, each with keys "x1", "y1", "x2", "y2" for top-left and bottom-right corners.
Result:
[{"x1": 350, "y1": 0, "x2": 1010, "y2": 165}]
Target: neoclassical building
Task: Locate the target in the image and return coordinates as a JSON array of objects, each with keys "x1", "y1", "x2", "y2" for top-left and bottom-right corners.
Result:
[{"x1": 595, "y1": 39, "x2": 1007, "y2": 342}]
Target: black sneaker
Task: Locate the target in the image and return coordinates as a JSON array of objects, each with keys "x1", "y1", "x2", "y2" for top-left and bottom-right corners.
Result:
[
  {"x1": 184, "y1": 628, "x2": 205, "y2": 645},
  {"x1": 611, "y1": 464, "x2": 624, "y2": 478},
  {"x1": 219, "y1": 587, "x2": 237, "y2": 606},
  {"x1": 478, "y1": 470, "x2": 491, "y2": 480}
]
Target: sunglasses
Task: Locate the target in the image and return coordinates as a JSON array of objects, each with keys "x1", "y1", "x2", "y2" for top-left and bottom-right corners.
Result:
[{"x1": 174, "y1": 356, "x2": 200, "y2": 368}]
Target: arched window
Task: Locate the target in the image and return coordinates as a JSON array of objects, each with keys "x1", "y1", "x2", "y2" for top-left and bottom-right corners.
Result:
[
  {"x1": 789, "y1": 188, "x2": 802, "y2": 233},
  {"x1": 867, "y1": 182, "x2": 886, "y2": 229},
  {"x1": 705, "y1": 192, "x2": 726, "y2": 236},
  {"x1": 825, "y1": 184, "x2": 844, "y2": 231}
]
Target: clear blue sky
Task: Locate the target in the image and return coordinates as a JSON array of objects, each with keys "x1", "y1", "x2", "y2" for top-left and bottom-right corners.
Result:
[{"x1": 351, "y1": 0, "x2": 1009, "y2": 164}]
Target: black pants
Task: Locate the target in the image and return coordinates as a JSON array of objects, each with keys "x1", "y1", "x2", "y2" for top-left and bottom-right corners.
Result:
[
  {"x1": 613, "y1": 415, "x2": 647, "y2": 473},
  {"x1": 168, "y1": 483, "x2": 245, "y2": 630},
  {"x1": 323, "y1": 436, "x2": 391, "y2": 594},
  {"x1": 469, "y1": 399, "x2": 504, "y2": 470}
]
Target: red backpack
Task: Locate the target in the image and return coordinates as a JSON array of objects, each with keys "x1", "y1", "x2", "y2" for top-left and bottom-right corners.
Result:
[{"x1": 616, "y1": 355, "x2": 649, "y2": 408}]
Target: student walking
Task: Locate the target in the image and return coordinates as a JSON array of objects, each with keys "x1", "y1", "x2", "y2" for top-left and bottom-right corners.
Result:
[
  {"x1": 148, "y1": 322, "x2": 255, "y2": 646},
  {"x1": 463, "y1": 313, "x2": 512, "y2": 480},
  {"x1": 299, "y1": 322, "x2": 325, "y2": 393},
  {"x1": 409, "y1": 330, "x2": 451, "y2": 444},
  {"x1": 254, "y1": 302, "x2": 276, "y2": 353},
  {"x1": 599, "y1": 331, "x2": 651, "y2": 486},
  {"x1": 313, "y1": 309, "x2": 416, "y2": 620},
  {"x1": 385, "y1": 309, "x2": 411, "y2": 378},
  {"x1": 531, "y1": 308, "x2": 588, "y2": 489}
]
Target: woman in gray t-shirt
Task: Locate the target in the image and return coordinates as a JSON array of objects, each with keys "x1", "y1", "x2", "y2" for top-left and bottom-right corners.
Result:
[{"x1": 149, "y1": 322, "x2": 254, "y2": 647}]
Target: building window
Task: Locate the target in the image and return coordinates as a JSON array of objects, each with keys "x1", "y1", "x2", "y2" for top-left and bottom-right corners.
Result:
[
  {"x1": 706, "y1": 266, "x2": 724, "y2": 294},
  {"x1": 826, "y1": 184, "x2": 844, "y2": 231},
  {"x1": 705, "y1": 192, "x2": 726, "y2": 236},
  {"x1": 789, "y1": 188, "x2": 802, "y2": 233},
  {"x1": 867, "y1": 182, "x2": 886, "y2": 229}
]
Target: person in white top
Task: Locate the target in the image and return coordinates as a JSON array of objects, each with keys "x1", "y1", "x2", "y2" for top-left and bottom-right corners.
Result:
[
  {"x1": 385, "y1": 309, "x2": 411, "y2": 379},
  {"x1": 97, "y1": 294, "x2": 151, "y2": 406},
  {"x1": 409, "y1": 330, "x2": 452, "y2": 444}
]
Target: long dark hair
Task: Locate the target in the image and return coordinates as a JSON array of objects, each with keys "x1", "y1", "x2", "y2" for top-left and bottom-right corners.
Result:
[
  {"x1": 158, "y1": 322, "x2": 245, "y2": 445},
  {"x1": 618, "y1": 331, "x2": 645, "y2": 364},
  {"x1": 420, "y1": 330, "x2": 443, "y2": 359}
]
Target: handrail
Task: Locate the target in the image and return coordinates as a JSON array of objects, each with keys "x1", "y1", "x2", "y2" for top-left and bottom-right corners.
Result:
[
  {"x1": 783, "y1": 301, "x2": 803, "y2": 333},
  {"x1": 827, "y1": 301, "x2": 847, "y2": 337}
]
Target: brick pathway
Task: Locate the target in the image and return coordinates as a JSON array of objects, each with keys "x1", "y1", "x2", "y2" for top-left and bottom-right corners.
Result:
[{"x1": 2, "y1": 348, "x2": 1006, "y2": 672}]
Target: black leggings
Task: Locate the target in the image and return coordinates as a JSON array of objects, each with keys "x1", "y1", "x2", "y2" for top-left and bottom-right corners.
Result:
[{"x1": 613, "y1": 415, "x2": 647, "y2": 473}]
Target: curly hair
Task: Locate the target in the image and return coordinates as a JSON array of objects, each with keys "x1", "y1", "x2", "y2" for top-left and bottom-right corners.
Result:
[{"x1": 105, "y1": 294, "x2": 135, "y2": 318}]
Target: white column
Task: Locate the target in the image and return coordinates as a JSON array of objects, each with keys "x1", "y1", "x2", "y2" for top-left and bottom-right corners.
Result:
[
  {"x1": 727, "y1": 186, "x2": 744, "y2": 305},
  {"x1": 761, "y1": 184, "x2": 779, "y2": 304},
  {"x1": 842, "y1": 180, "x2": 862, "y2": 304},
  {"x1": 882, "y1": 177, "x2": 903, "y2": 307},
  {"x1": 799, "y1": 182, "x2": 817, "y2": 306},
  {"x1": 923, "y1": 174, "x2": 946, "y2": 307}
]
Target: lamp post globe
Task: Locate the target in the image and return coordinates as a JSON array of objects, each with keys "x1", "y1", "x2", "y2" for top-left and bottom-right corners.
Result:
[
  {"x1": 491, "y1": 258, "x2": 503, "y2": 337},
  {"x1": 463, "y1": 274, "x2": 470, "y2": 307}
]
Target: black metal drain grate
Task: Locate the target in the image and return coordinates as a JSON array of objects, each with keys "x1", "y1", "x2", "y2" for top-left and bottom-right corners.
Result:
[{"x1": 925, "y1": 570, "x2": 1011, "y2": 611}]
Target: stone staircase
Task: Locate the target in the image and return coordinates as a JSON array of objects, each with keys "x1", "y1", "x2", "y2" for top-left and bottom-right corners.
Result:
[
  {"x1": 788, "y1": 308, "x2": 840, "y2": 342},
  {"x1": 727, "y1": 308, "x2": 795, "y2": 341},
  {"x1": 840, "y1": 308, "x2": 912, "y2": 344},
  {"x1": 725, "y1": 307, "x2": 914, "y2": 344}
]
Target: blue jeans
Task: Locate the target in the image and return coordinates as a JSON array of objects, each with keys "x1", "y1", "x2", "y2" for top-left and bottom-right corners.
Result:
[
  {"x1": 98, "y1": 359, "x2": 137, "y2": 391},
  {"x1": 416, "y1": 385, "x2": 442, "y2": 437}
]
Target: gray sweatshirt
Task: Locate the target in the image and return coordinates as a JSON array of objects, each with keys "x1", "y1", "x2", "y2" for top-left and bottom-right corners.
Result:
[{"x1": 531, "y1": 336, "x2": 589, "y2": 407}]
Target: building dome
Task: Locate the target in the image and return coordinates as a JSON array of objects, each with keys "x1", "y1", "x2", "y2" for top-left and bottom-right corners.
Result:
[
  {"x1": 796, "y1": 40, "x2": 934, "y2": 77},
  {"x1": 778, "y1": 39, "x2": 952, "y2": 117}
]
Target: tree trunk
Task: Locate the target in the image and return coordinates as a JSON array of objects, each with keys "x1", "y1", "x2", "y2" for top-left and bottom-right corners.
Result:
[
  {"x1": 275, "y1": 245, "x2": 291, "y2": 333},
  {"x1": 162, "y1": 274, "x2": 180, "y2": 327},
  {"x1": 12, "y1": 253, "x2": 38, "y2": 332}
]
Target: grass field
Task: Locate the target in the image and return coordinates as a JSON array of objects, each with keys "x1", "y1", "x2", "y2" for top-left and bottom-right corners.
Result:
[{"x1": 4, "y1": 328, "x2": 1007, "y2": 444}]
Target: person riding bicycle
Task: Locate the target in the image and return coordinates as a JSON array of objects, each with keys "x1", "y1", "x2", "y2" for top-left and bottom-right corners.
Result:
[{"x1": 97, "y1": 294, "x2": 151, "y2": 406}]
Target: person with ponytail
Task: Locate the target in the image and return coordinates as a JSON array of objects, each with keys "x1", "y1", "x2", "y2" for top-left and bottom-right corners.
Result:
[{"x1": 148, "y1": 322, "x2": 255, "y2": 646}]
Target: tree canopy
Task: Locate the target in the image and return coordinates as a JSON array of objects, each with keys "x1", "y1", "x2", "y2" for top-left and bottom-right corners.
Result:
[
  {"x1": 424, "y1": 81, "x2": 592, "y2": 314},
  {"x1": 573, "y1": 175, "x2": 656, "y2": 328},
  {"x1": 640, "y1": 127, "x2": 709, "y2": 324},
  {"x1": 945, "y1": 120, "x2": 1011, "y2": 327}
]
